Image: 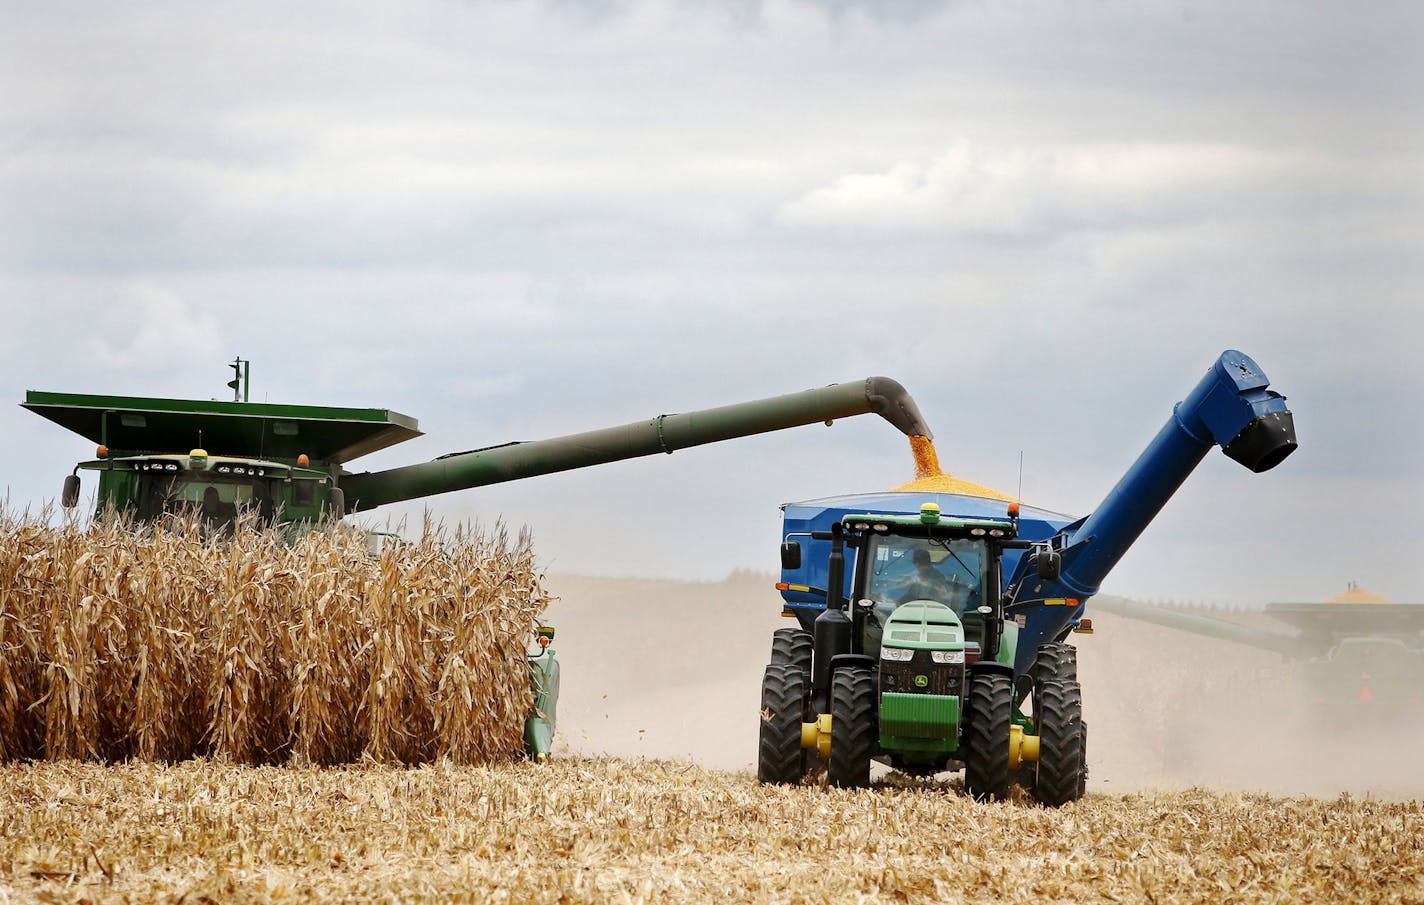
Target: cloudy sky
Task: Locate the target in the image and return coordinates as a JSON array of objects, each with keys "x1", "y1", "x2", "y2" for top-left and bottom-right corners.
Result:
[{"x1": 3, "y1": 0, "x2": 1420, "y2": 605}]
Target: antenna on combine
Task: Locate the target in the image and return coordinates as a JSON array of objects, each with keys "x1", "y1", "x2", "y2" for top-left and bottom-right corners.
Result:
[{"x1": 226, "y1": 357, "x2": 250, "y2": 403}]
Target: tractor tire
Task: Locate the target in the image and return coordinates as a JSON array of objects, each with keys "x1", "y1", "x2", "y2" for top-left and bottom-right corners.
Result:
[
  {"x1": 758, "y1": 664, "x2": 808, "y2": 785},
  {"x1": 963, "y1": 672, "x2": 1012, "y2": 802},
  {"x1": 1077, "y1": 719, "x2": 1090, "y2": 799},
  {"x1": 770, "y1": 628, "x2": 813, "y2": 681},
  {"x1": 1032, "y1": 679, "x2": 1086, "y2": 807},
  {"x1": 827, "y1": 667, "x2": 877, "y2": 789},
  {"x1": 1030, "y1": 642, "x2": 1078, "y2": 688}
]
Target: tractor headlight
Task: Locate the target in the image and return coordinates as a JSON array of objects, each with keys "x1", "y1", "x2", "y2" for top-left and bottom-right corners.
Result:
[
  {"x1": 930, "y1": 650, "x2": 965, "y2": 664},
  {"x1": 880, "y1": 647, "x2": 914, "y2": 662}
]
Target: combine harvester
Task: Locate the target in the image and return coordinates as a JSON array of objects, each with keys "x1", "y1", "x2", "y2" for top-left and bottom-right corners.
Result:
[
  {"x1": 759, "y1": 350, "x2": 1298, "y2": 805},
  {"x1": 25, "y1": 366, "x2": 933, "y2": 759},
  {"x1": 1092, "y1": 587, "x2": 1424, "y2": 717}
]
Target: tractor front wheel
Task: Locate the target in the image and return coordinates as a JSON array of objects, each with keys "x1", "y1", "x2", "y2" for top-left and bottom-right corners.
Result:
[
  {"x1": 828, "y1": 667, "x2": 877, "y2": 789},
  {"x1": 1032, "y1": 679, "x2": 1086, "y2": 806},
  {"x1": 758, "y1": 664, "x2": 807, "y2": 785},
  {"x1": 963, "y1": 672, "x2": 1012, "y2": 802}
]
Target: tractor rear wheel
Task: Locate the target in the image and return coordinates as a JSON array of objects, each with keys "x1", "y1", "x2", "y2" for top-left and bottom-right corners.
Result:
[
  {"x1": 963, "y1": 671, "x2": 1012, "y2": 802},
  {"x1": 1030, "y1": 642, "x2": 1078, "y2": 687},
  {"x1": 828, "y1": 667, "x2": 877, "y2": 789},
  {"x1": 770, "y1": 628, "x2": 813, "y2": 681},
  {"x1": 758, "y1": 664, "x2": 807, "y2": 785},
  {"x1": 1032, "y1": 679, "x2": 1086, "y2": 807}
]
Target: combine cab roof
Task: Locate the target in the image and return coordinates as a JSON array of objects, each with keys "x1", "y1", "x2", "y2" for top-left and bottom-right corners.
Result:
[{"x1": 24, "y1": 391, "x2": 421, "y2": 464}]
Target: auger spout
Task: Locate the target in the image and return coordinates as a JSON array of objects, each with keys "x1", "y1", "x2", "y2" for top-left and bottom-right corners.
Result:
[
  {"x1": 1052, "y1": 350, "x2": 1297, "y2": 599},
  {"x1": 340, "y1": 377, "x2": 932, "y2": 512}
]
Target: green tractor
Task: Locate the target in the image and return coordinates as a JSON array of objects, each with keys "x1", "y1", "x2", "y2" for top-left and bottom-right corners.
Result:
[
  {"x1": 758, "y1": 351, "x2": 1298, "y2": 804},
  {"x1": 760, "y1": 504, "x2": 1086, "y2": 805}
]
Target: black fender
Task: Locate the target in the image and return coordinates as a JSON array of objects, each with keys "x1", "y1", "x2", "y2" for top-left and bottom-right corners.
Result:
[
  {"x1": 969, "y1": 661, "x2": 1014, "y2": 679},
  {"x1": 828, "y1": 654, "x2": 877, "y2": 678}
]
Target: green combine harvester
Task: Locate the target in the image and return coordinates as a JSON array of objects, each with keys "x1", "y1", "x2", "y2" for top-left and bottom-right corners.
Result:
[
  {"x1": 24, "y1": 360, "x2": 934, "y2": 759},
  {"x1": 1093, "y1": 592, "x2": 1424, "y2": 717}
]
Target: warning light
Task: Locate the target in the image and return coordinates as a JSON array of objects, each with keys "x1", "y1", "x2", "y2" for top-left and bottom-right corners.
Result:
[
  {"x1": 1007, "y1": 502, "x2": 1020, "y2": 518},
  {"x1": 297, "y1": 454, "x2": 310, "y2": 467},
  {"x1": 96, "y1": 445, "x2": 108, "y2": 459}
]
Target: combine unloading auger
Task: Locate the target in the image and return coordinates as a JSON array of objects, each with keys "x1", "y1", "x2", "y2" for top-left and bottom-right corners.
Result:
[{"x1": 340, "y1": 377, "x2": 932, "y2": 512}]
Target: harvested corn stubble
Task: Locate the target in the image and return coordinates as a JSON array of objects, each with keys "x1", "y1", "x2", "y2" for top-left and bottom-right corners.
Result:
[
  {"x1": 0, "y1": 510, "x2": 550, "y2": 765},
  {"x1": 1, "y1": 758, "x2": 1421, "y2": 904}
]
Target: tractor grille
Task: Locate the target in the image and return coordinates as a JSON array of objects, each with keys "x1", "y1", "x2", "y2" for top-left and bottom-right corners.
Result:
[{"x1": 879, "y1": 651, "x2": 964, "y2": 697}]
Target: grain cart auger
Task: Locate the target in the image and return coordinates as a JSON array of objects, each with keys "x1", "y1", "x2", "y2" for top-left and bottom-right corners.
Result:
[
  {"x1": 24, "y1": 368, "x2": 932, "y2": 759},
  {"x1": 760, "y1": 350, "x2": 1297, "y2": 805}
]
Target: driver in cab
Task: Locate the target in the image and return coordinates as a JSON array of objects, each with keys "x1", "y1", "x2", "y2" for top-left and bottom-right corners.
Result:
[
  {"x1": 901, "y1": 549, "x2": 959, "y2": 607},
  {"x1": 863, "y1": 548, "x2": 972, "y2": 657}
]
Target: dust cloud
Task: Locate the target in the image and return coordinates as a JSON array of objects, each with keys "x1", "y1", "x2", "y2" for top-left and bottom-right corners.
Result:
[
  {"x1": 544, "y1": 575, "x2": 1424, "y2": 798},
  {"x1": 542, "y1": 572, "x2": 783, "y2": 770},
  {"x1": 1079, "y1": 599, "x2": 1424, "y2": 799}
]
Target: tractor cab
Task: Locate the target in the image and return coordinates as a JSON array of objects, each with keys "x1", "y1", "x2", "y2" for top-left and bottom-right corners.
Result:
[
  {"x1": 841, "y1": 504, "x2": 1015, "y2": 661},
  {"x1": 854, "y1": 528, "x2": 990, "y2": 658}
]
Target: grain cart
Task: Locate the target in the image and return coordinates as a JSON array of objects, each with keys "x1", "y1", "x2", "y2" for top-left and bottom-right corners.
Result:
[
  {"x1": 25, "y1": 367, "x2": 932, "y2": 758},
  {"x1": 759, "y1": 350, "x2": 1297, "y2": 804}
]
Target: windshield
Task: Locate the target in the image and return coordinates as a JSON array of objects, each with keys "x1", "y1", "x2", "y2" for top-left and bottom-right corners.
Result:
[
  {"x1": 861, "y1": 534, "x2": 989, "y2": 614},
  {"x1": 136, "y1": 472, "x2": 275, "y2": 528}
]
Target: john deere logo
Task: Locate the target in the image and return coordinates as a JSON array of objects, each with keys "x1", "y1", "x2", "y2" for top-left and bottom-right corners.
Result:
[{"x1": 914, "y1": 675, "x2": 928, "y2": 688}]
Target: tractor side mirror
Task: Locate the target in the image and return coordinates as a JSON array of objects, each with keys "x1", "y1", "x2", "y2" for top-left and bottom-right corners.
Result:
[
  {"x1": 1036, "y1": 549, "x2": 1061, "y2": 581},
  {"x1": 61, "y1": 474, "x2": 80, "y2": 508},
  {"x1": 327, "y1": 487, "x2": 346, "y2": 519},
  {"x1": 780, "y1": 541, "x2": 801, "y2": 570}
]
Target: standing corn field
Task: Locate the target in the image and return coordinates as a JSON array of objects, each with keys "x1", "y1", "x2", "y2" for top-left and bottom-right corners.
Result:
[{"x1": 0, "y1": 510, "x2": 551, "y2": 766}]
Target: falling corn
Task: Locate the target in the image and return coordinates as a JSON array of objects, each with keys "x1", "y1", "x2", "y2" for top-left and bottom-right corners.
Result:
[{"x1": 892, "y1": 435, "x2": 1018, "y2": 502}]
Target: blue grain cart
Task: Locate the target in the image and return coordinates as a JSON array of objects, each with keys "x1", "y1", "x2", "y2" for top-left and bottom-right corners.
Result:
[{"x1": 758, "y1": 350, "x2": 1297, "y2": 804}]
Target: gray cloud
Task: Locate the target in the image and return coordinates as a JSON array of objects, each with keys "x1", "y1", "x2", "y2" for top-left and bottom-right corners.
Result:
[{"x1": 2, "y1": 0, "x2": 1420, "y2": 605}]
